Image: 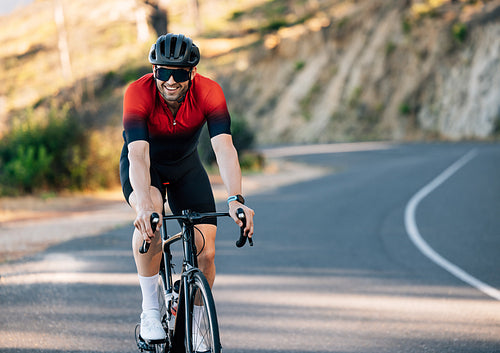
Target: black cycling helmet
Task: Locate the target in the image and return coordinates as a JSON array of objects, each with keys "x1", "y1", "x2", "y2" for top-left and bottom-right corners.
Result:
[{"x1": 149, "y1": 33, "x2": 200, "y2": 67}]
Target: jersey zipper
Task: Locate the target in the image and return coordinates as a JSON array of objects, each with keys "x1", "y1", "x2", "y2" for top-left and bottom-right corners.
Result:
[
  {"x1": 173, "y1": 100, "x2": 186, "y2": 128},
  {"x1": 159, "y1": 100, "x2": 177, "y2": 131}
]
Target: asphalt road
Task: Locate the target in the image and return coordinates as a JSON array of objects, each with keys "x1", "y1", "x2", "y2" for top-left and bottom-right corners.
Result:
[{"x1": 1, "y1": 142, "x2": 499, "y2": 353}]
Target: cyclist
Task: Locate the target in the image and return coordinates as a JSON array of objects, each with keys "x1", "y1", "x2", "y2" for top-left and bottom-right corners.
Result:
[{"x1": 119, "y1": 33, "x2": 255, "y2": 343}]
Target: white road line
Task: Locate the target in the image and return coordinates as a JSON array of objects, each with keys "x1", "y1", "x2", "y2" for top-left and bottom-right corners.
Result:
[
  {"x1": 262, "y1": 141, "x2": 393, "y2": 158},
  {"x1": 404, "y1": 149, "x2": 500, "y2": 301}
]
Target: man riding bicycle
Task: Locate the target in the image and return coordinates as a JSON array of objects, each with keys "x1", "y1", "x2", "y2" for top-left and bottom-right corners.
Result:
[{"x1": 119, "y1": 33, "x2": 255, "y2": 343}]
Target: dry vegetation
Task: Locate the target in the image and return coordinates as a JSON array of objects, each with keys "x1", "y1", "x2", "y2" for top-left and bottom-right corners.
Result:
[{"x1": 0, "y1": 0, "x2": 498, "y2": 195}]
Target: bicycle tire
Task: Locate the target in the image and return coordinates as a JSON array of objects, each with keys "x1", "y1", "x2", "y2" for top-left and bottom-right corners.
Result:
[{"x1": 185, "y1": 270, "x2": 221, "y2": 353}]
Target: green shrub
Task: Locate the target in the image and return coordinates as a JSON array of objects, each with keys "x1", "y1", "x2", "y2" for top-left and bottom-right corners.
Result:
[
  {"x1": 385, "y1": 41, "x2": 396, "y2": 56},
  {"x1": 2, "y1": 145, "x2": 53, "y2": 194},
  {"x1": 0, "y1": 105, "x2": 84, "y2": 194},
  {"x1": 230, "y1": 10, "x2": 245, "y2": 21},
  {"x1": 399, "y1": 102, "x2": 412, "y2": 115},
  {"x1": 231, "y1": 116, "x2": 255, "y2": 153},
  {"x1": 294, "y1": 61, "x2": 306, "y2": 72},
  {"x1": 198, "y1": 114, "x2": 256, "y2": 167},
  {"x1": 0, "y1": 104, "x2": 120, "y2": 195},
  {"x1": 238, "y1": 151, "x2": 265, "y2": 172},
  {"x1": 262, "y1": 18, "x2": 288, "y2": 33},
  {"x1": 452, "y1": 22, "x2": 467, "y2": 43},
  {"x1": 402, "y1": 18, "x2": 412, "y2": 34}
]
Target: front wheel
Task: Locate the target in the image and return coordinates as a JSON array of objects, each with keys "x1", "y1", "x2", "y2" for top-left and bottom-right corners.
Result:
[
  {"x1": 156, "y1": 271, "x2": 169, "y2": 353},
  {"x1": 185, "y1": 270, "x2": 221, "y2": 353}
]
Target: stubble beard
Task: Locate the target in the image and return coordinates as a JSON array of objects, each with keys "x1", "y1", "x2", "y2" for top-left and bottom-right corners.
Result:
[{"x1": 158, "y1": 81, "x2": 188, "y2": 103}]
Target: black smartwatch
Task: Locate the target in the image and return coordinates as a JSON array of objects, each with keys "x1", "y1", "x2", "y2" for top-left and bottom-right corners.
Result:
[{"x1": 227, "y1": 194, "x2": 245, "y2": 204}]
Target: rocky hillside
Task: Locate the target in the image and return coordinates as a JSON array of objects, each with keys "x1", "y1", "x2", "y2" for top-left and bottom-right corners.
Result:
[
  {"x1": 214, "y1": 0, "x2": 500, "y2": 143},
  {"x1": 1, "y1": 0, "x2": 499, "y2": 144}
]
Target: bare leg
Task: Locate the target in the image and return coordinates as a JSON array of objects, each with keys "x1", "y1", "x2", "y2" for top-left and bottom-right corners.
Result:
[
  {"x1": 194, "y1": 224, "x2": 217, "y2": 288},
  {"x1": 129, "y1": 186, "x2": 164, "y2": 277}
]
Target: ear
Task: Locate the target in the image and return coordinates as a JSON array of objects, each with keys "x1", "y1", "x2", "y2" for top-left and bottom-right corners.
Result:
[{"x1": 191, "y1": 67, "x2": 197, "y2": 79}]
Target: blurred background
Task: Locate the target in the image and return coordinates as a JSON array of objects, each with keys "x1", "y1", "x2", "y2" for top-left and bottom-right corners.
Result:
[{"x1": 0, "y1": 0, "x2": 499, "y2": 196}]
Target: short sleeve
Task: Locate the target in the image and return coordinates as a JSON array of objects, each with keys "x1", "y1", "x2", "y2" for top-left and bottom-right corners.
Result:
[
  {"x1": 203, "y1": 81, "x2": 231, "y2": 138},
  {"x1": 122, "y1": 77, "x2": 153, "y2": 143}
]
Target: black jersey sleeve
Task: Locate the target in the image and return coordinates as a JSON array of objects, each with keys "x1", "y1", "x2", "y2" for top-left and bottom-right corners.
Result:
[{"x1": 202, "y1": 80, "x2": 231, "y2": 138}]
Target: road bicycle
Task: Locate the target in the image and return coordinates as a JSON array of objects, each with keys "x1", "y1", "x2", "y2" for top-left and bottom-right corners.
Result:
[{"x1": 135, "y1": 208, "x2": 252, "y2": 353}]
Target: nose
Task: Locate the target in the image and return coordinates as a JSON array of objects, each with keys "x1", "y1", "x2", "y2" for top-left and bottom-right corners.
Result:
[{"x1": 166, "y1": 75, "x2": 177, "y2": 85}]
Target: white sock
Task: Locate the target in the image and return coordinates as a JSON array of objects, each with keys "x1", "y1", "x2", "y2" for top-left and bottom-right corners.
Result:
[
  {"x1": 138, "y1": 274, "x2": 159, "y2": 312},
  {"x1": 193, "y1": 305, "x2": 203, "y2": 326},
  {"x1": 192, "y1": 305, "x2": 209, "y2": 350}
]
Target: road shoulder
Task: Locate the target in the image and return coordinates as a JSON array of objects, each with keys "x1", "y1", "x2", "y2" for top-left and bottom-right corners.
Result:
[{"x1": 0, "y1": 158, "x2": 328, "y2": 263}]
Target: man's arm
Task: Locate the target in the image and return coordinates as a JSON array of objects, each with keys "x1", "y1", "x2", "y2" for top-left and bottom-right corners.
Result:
[
  {"x1": 211, "y1": 134, "x2": 255, "y2": 237},
  {"x1": 128, "y1": 140, "x2": 160, "y2": 241}
]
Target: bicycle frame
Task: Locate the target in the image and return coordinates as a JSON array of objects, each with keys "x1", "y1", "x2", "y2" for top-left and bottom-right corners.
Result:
[
  {"x1": 158, "y1": 210, "x2": 229, "y2": 352},
  {"x1": 137, "y1": 208, "x2": 249, "y2": 353},
  {"x1": 159, "y1": 210, "x2": 228, "y2": 309}
]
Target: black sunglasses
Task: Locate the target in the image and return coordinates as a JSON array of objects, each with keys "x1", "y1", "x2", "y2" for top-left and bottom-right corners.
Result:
[{"x1": 155, "y1": 67, "x2": 192, "y2": 82}]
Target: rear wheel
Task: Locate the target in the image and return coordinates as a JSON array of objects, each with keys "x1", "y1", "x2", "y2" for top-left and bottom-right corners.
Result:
[{"x1": 185, "y1": 270, "x2": 221, "y2": 353}]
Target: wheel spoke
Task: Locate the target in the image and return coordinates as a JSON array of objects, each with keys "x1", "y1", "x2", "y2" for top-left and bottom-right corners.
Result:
[{"x1": 186, "y1": 270, "x2": 220, "y2": 353}]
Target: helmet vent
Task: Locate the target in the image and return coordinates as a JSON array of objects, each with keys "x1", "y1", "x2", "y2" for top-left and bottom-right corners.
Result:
[
  {"x1": 169, "y1": 37, "x2": 176, "y2": 58},
  {"x1": 149, "y1": 33, "x2": 200, "y2": 67}
]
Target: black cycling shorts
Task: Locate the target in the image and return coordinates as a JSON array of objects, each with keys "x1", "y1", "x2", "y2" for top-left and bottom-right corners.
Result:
[{"x1": 120, "y1": 143, "x2": 217, "y2": 226}]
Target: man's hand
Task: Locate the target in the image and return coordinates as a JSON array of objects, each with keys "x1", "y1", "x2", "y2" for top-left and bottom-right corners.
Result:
[
  {"x1": 134, "y1": 208, "x2": 162, "y2": 243},
  {"x1": 229, "y1": 202, "x2": 255, "y2": 238}
]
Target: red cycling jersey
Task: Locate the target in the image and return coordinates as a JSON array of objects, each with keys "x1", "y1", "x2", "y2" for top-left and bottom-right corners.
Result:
[{"x1": 123, "y1": 73, "x2": 231, "y2": 163}]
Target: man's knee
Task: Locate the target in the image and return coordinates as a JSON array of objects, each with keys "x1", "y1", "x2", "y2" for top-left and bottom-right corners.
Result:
[
  {"x1": 198, "y1": 246, "x2": 215, "y2": 265},
  {"x1": 149, "y1": 186, "x2": 164, "y2": 211},
  {"x1": 129, "y1": 186, "x2": 164, "y2": 212},
  {"x1": 195, "y1": 225, "x2": 216, "y2": 263}
]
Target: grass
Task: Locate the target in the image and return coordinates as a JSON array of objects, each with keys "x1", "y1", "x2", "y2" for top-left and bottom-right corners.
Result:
[{"x1": 300, "y1": 82, "x2": 322, "y2": 121}]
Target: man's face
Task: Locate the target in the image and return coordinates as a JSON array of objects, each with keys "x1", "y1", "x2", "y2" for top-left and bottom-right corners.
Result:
[{"x1": 154, "y1": 65, "x2": 196, "y2": 103}]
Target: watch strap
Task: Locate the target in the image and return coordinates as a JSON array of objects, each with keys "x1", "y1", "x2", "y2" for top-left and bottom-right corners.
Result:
[{"x1": 227, "y1": 194, "x2": 245, "y2": 204}]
